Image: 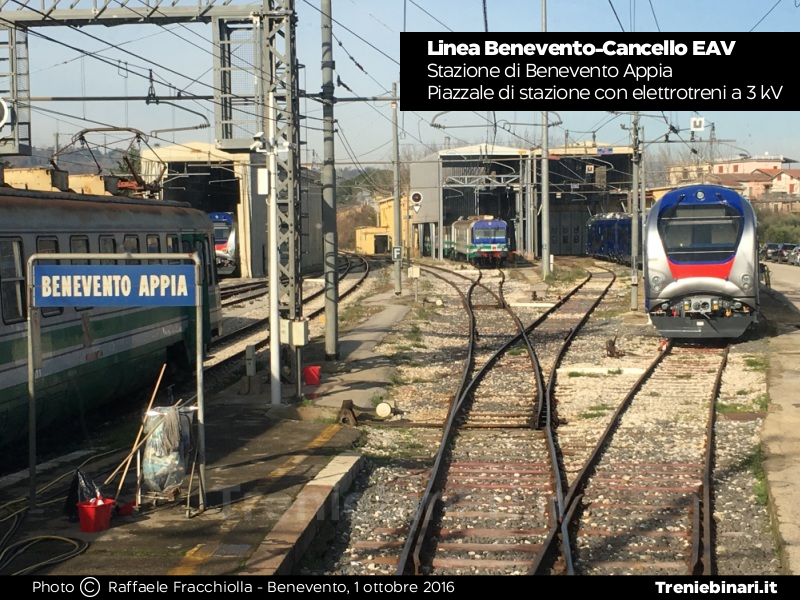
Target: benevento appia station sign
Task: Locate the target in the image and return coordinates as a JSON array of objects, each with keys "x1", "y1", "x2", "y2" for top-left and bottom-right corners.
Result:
[{"x1": 34, "y1": 264, "x2": 196, "y2": 307}]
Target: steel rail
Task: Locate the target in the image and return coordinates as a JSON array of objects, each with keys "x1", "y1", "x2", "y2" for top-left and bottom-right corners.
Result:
[
  {"x1": 394, "y1": 265, "x2": 478, "y2": 576},
  {"x1": 210, "y1": 256, "x2": 355, "y2": 348},
  {"x1": 537, "y1": 268, "x2": 617, "y2": 574},
  {"x1": 396, "y1": 265, "x2": 605, "y2": 575},
  {"x1": 695, "y1": 344, "x2": 729, "y2": 576},
  {"x1": 531, "y1": 341, "x2": 727, "y2": 576},
  {"x1": 204, "y1": 254, "x2": 369, "y2": 373},
  {"x1": 529, "y1": 340, "x2": 673, "y2": 575}
]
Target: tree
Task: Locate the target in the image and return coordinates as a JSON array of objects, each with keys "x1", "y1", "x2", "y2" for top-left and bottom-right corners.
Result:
[
  {"x1": 337, "y1": 169, "x2": 393, "y2": 206},
  {"x1": 336, "y1": 204, "x2": 379, "y2": 250}
]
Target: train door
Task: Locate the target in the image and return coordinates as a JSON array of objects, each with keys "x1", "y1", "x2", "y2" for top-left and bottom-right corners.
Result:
[{"x1": 181, "y1": 233, "x2": 213, "y2": 353}]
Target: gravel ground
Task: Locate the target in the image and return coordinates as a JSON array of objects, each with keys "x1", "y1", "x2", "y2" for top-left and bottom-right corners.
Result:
[{"x1": 295, "y1": 258, "x2": 781, "y2": 576}]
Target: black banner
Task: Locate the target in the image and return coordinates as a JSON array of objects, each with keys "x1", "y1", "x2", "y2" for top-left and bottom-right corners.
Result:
[
  {"x1": 24, "y1": 575, "x2": 798, "y2": 597},
  {"x1": 400, "y1": 32, "x2": 789, "y2": 110}
]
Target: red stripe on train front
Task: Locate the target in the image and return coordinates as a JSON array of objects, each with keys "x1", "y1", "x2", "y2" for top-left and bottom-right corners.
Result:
[{"x1": 667, "y1": 258, "x2": 734, "y2": 279}]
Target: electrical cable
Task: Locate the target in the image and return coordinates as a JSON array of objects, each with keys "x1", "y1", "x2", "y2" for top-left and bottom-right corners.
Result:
[
  {"x1": 301, "y1": 0, "x2": 399, "y2": 66},
  {"x1": 750, "y1": 0, "x2": 783, "y2": 31},
  {"x1": 0, "y1": 447, "x2": 125, "y2": 575},
  {"x1": 647, "y1": 0, "x2": 661, "y2": 31},
  {"x1": 0, "y1": 2, "x2": 275, "y2": 135},
  {"x1": 607, "y1": 0, "x2": 626, "y2": 32},
  {"x1": 407, "y1": 0, "x2": 454, "y2": 31}
]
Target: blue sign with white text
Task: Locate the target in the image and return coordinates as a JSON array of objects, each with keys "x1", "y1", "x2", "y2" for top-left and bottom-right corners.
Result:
[{"x1": 33, "y1": 265, "x2": 197, "y2": 307}]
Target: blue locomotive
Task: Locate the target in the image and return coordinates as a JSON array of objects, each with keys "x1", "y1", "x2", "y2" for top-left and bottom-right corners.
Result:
[{"x1": 585, "y1": 212, "x2": 641, "y2": 266}]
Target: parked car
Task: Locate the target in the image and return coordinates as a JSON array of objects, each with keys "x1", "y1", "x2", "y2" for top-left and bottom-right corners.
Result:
[
  {"x1": 788, "y1": 245, "x2": 800, "y2": 266},
  {"x1": 761, "y1": 242, "x2": 780, "y2": 261},
  {"x1": 776, "y1": 243, "x2": 798, "y2": 263}
]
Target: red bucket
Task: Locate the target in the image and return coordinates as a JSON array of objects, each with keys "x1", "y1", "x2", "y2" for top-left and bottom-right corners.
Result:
[
  {"x1": 76, "y1": 497, "x2": 114, "y2": 533},
  {"x1": 303, "y1": 365, "x2": 321, "y2": 386}
]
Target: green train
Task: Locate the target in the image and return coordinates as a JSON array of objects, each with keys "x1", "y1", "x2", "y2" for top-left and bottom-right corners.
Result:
[
  {"x1": 0, "y1": 188, "x2": 222, "y2": 450},
  {"x1": 443, "y1": 215, "x2": 510, "y2": 267}
]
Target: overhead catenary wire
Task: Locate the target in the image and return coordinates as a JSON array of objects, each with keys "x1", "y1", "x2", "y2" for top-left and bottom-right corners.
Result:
[
  {"x1": 10, "y1": 1, "x2": 429, "y2": 162},
  {"x1": 336, "y1": 124, "x2": 390, "y2": 192},
  {"x1": 750, "y1": 0, "x2": 783, "y2": 31},
  {"x1": 407, "y1": 0, "x2": 455, "y2": 31},
  {"x1": 607, "y1": 0, "x2": 626, "y2": 32},
  {"x1": 301, "y1": 0, "x2": 399, "y2": 66},
  {"x1": 647, "y1": 0, "x2": 661, "y2": 31}
]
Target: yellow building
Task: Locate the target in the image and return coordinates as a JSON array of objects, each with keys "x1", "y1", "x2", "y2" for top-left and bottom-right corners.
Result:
[
  {"x1": 1, "y1": 167, "x2": 118, "y2": 195},
  {"x1": 354, "y1": 195, "x2": 419, "y2": 257}
]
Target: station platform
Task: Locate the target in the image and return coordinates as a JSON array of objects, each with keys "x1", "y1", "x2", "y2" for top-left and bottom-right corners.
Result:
[
  {"x1": 0, "y1": 287, "x2": 409, "y2": 577},
  {"x1": 3, "y1": 262, "x2": 800, "y2": 576}
]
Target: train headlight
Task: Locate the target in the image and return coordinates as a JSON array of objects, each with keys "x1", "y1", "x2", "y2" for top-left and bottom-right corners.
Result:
[
  {"x1": 651, "y1": 275, "x2": 662, "y2": 293},
  {"x1": 741, "y1": 273, "x2": 752, "y2": 290}
]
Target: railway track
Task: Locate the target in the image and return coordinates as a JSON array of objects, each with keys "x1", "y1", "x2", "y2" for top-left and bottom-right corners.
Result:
[
  {"x1": 217, "y1": 257, "x2": 352, "y2": 308},
  {"x1": 391, "y1": 265, "x2": 616, "y2": 575},
  {"x1": 205, "y1": 254, "x2": 369, "y2": 373},
  {"x1": 550, "y1": 343, "x2": 728, "y2": 576},
  {"x1": 219, "y1": 279, "x2": 267, "y2": 306},
  {"x1": 300, "y1": 259, "x2": 775, "y2": 577}
]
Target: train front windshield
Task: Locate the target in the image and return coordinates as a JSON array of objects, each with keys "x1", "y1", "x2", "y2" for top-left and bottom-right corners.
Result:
[
  {"x1": 213, "y1": 222, "x2": 232, "y2": 246},
  {"x1": 657, "y1": 205, "x2": 743, "y2": 263},
  {"x1": 473, "y1": 226, "x2": 507, "y2": 242}
]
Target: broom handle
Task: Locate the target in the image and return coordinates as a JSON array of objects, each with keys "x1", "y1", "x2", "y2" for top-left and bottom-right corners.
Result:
[
  {"x1": 104, "y1": 363, "x2": 166, "y2": 490},
  {"x1": 103, "y1": 395, "x2": 193, "y2": 487}
]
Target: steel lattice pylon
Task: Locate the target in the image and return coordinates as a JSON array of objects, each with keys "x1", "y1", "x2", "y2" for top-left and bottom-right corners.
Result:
[
  {"x1": 0, "y1": 26, "x2": 31, "y2": 155},
  {"x1": 213, "y1": 2, "x2": 302, "y2": 321},
  {"x1": 264, "y1": 0, "x2": 302, "y2": 321}
]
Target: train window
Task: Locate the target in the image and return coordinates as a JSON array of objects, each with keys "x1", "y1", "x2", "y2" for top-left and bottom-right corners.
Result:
[
  {"x1": 658, "y1": 204, "x2": 743, "y2": 263},
  {"x1": 123, "y1": 235, "x2": 140, "y2": 265},
  {"x1": 166, "y1": 234, "x2": 180, "y2": 264},
  {"x1": 99, "y1": 236, "x2": 116, "y2": 265},
  {"x1": 0, "y1": 239, "x2": 25, "y2": 324},
  {"x1": 69, "y1": 237, "x2": 93, "y2": 312},
  {"x1": 37, "y1": 237, "x2": 59, "y2": 261},
  {"x1": 146, "y1": 234, "x2": 161, "y2": 265},
  {"x1": 37, "y1": 238, "x2": 62, "y2": 317},
  {"x1": 70, "y1": 236, "x2": 90, "y2": 265}
]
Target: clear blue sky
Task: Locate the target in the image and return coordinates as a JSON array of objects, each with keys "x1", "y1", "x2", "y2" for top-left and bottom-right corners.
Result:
[{"x1": 13, "y1": 1, "x2": 800, "y2": 167}]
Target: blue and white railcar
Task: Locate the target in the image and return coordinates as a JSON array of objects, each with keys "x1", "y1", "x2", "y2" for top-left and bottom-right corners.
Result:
[
  {"x1": 444, "y1": 216, "x2": 510, "y2": 267},
  {"x1": 208, "y1": 211, "x2": 239, "y2": 277},
  {"x1": 644, "y1": 184, "x2": 759, "y2": 339}
]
